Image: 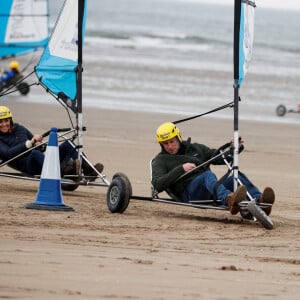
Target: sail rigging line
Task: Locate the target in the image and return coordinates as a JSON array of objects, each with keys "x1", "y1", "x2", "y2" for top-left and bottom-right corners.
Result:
[
  {"x1": 20, "y1": 52, "x2": 41, "y2": 74},
  {"x1": 35, "y1": 79, "x2": 76, "y2": 130},
  {"x1": 172, "y1": 99, "x2": 239, "y2": 125}
]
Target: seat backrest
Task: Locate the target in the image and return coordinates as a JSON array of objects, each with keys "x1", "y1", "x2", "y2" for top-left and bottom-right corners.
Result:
[
  {"x1": 150, "y1": 158, "x2": 159, "y2": 198},
  {"x1": 150, "y1": 158, "x2": 181, "y2": 202}
]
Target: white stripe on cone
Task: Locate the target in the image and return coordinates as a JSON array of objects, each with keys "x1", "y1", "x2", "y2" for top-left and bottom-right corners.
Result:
[{"x1": 40, "y1": 145, "x2": 61, "y2": 180}]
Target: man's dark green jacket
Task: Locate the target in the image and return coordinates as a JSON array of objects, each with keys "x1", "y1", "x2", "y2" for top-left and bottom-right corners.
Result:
[{"x1": 151, "y1": 138, "x2": 225, "y2": 198}]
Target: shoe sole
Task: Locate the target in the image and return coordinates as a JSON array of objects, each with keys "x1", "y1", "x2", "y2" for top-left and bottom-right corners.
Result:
[
  {"x1": 261, "y1": 187, "x2": 275, "y2": 205},
  {"x1": 230, "y1": 185, "x2": 247, "y2": 215},
  {"x1": 260, "y1": 187, "x2": 275, "y2": 216}
]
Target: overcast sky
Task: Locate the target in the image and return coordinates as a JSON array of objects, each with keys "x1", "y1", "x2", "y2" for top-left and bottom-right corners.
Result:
[
  {"x1": 259, "y1": 0, "x2": 300, "y2": 10},
  {"x1": 183, "y1": 0, "x2": 300, "y2": 11}
]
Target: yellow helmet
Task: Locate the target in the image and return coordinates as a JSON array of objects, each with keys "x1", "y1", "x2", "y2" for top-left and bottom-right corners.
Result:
[
  {"x1": 156, "y1": 122, "x2": 182, "y2": 143},
  {"x1": 9, "y1": 60, "x2": 19, "y2": 70},
  {"x1": 0, "y1": 106, "x2": 12, "y2": 120}
]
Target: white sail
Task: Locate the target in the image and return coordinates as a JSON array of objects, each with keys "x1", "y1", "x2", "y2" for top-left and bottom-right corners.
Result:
[
  {"x1": 0, "y1": 0, "x2": 49, "y2": 58},
  {"x1": 237, "y1": 0, "x2": 256, "y2": 86}
]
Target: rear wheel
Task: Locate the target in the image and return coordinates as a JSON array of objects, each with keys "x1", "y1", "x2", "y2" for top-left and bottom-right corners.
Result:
[
  {"x1": 107, "y1": 174, "x2": 132, "y2": 213},
  {"x1": 17, "y1": 82, "x2": 30, "y2": 95},
  {"x1": 61, "y1": 180, "x2": 79, "y2": 191}
]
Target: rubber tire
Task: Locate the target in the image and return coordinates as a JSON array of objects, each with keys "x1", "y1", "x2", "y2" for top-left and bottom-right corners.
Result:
[
  {"x1": 61, "y1": 181, "x2": 79, "y2": 191},
  {"x1": 107, "y1": 176, "x2": 131, "y2": 213},
  {"x1": 276, "y1": 104, "x2": 286, "y2": 117},
  {"x1": 247, "y1": 200, "x2": 273, "y2": 230},
  {"x1": 112, "y1": 172, "x2": 132, "y2": 198},
  {"x1": 17, "y1": 82, "x2": 30, "y2": 95},
  {"x1": 112, "y1": 173, "x2": 132, "y2": 213}
]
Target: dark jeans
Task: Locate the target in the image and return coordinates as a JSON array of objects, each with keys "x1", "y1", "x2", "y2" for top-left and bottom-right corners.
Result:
[
  {"x1": 182, "y1": 170, "x2": 261, "y2": 204},
  {"x1": 25, "y1": 141, "x2": 77, "y2": 175}
]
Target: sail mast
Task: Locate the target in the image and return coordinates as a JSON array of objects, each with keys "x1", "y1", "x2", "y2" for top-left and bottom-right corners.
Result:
[
  {"x1": 77, "y1": 0, "x2": 84, "y2": 169},
  {"x1": 233, "y1": 0, "x2": 256, "y2": 190},
  {"x1": 233, "y1": 0, "x2": 241, "y2": 191}
]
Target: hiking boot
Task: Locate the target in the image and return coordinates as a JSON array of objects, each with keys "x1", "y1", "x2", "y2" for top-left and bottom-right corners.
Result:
[
  {"x1": 94, "y1": 163, "x2": 104, "y2": 173},
  {"x1": 226, "y1": 185, "x2": 247, "y2": 215},
  {"x1": 84, "y1": 162, "x2": 104, "y2": 182},
  {"x1": 259, "y1": 187, "x2": 275, "y2": 216}
]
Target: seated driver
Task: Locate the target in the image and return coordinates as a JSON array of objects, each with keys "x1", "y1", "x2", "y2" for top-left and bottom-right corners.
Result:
[
  {"x1": 0, "y1": 61, "x2": 21, "y2": 85},
  {"x1": 151, "y1": 122, "x2": 275, "y2": 215},
  {"x1": 0, "y1": 106, "x2": 103, "y2": 180}
]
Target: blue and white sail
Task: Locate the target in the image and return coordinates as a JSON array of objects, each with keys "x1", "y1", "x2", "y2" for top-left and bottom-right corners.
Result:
[
  {"x1": 0, "y1": 0, "x2": 49, "y2": 59},
  {"x1": 35, "y1": 0, "x2": 87, "y2": 107},
  {"x1": 234, "y1": 0, "x2": 256, "y2": 87}
]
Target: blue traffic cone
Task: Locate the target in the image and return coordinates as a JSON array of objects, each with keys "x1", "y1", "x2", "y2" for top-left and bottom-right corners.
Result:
[{"x1": 25, "y1": 127, "x2": 74, "y2": 211}]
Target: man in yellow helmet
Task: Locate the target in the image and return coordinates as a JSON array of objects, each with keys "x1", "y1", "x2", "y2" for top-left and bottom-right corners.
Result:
[
  {"x1": 151, "y1": 122, "x2": 275, "y2": 216},
  {"x1": 0, "y1": 106, "x2": 103, "y2": 178}
]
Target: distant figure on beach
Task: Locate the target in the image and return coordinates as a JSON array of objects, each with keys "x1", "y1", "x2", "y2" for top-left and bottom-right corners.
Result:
[
  {"x1": 0, "y1": 60, "x2": 21, "y2": 85},
  {"x1": 0, "y1": 106, "x2": 103, "y2": 178},
  {"x1": 151, "y1": 122, "x2": 275, "y2": 216}
]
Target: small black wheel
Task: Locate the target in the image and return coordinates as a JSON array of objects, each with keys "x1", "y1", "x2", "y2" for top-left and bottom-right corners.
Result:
[
  {"x1": 17, "y1": 82, "x2": 30, "y2": 95},
  {"x1": 112, "y1": 173, "x2": 132, "y2": 213},
  {"x1": 276, "y1": 104, "x2": 286, "y2": 117},
  {"x1": 107, "y1": 176, "x2": 131, "y2": 213},
  {"x1": 61, "y1": 180, "x2": 79, "y2": 191},
  {"x1": 247, "y1": 200, "x2": 273, "y2": 230},
  {"x1": 112, "y1": 172, "x2": 132, "y2": 197}
]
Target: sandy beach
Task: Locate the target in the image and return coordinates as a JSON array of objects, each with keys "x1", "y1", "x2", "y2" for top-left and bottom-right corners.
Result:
[{"x1": 0, "y1": 101, "x2": 299, "y2": 299}]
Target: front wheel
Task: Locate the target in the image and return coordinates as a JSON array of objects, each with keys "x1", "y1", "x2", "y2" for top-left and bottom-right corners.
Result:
[
  {"x1": 107, "y1": 175, "x2": 132, "y2": 213},
  {"x1": 276, "y1": 104, "x2": 286, "y2": 117},
  {"x1": 247, "y1": 200, "x2": 273, "y2": 230}
]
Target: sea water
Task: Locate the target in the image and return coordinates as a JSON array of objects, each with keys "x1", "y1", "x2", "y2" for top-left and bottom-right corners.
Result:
[{"x1": 14, "y1": 0, "x2": 300, "y2": 124}]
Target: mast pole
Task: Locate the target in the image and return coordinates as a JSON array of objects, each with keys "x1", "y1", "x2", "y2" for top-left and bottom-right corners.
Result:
[
  {"x1": 233, "y1": 80, "x2": 239, "y2": 191},
  {"x1": 77, "y1": 0, "x2": 84, "y2": 170},
  {"x1": 233, "y1": 0, "x2": 241, "y2": 191}
]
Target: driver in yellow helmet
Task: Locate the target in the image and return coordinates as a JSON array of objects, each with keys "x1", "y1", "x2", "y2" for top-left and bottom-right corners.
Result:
[
  {"x1": 0, "y1": 106, "x2": 103, "y2": 178},
  {"x1": 151, "y1": 122, "x2": 275, "y2": 216},
  {"x1": 0, "y1": 60, "x2": 20, "y2": 84}
]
